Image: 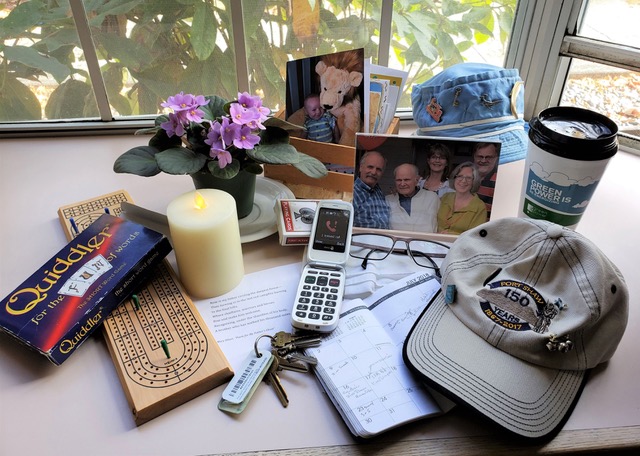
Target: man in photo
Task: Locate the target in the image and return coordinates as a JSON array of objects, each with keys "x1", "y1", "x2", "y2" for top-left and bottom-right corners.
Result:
[
  {"x1": 353, "y1": 151, "x2": 390, "y2": 229},
  {"x1": 386, "y1": 163, "x2": 439, "y2": 232},
  {"x1": 472, "y1": 142, "x2": 499, "y2": 218}
]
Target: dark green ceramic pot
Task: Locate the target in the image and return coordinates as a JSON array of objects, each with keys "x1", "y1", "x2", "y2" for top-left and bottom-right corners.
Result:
[{"x1": 190, "y1": 169, "x2": 256, "y2": 219}]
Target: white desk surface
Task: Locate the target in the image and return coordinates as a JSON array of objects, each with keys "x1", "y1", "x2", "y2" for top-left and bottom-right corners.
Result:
[{"x1": 1, "y1": 135, "x2": 639, "y2": 455}]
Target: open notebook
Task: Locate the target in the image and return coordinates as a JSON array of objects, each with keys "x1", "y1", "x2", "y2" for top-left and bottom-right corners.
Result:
[{"x1": 305, "y1": 271, "x2": 455, "y2": 438}]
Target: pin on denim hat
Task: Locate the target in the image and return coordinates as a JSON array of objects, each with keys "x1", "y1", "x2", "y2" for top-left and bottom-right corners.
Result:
[
  {"x1": 403, "y1": 217, "x2": 628, "y2": 440},
  {"x1": 412, "y1": 63, "x2": 527, "y2": 164}
]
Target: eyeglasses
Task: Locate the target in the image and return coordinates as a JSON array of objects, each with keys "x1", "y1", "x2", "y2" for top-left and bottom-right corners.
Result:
[
  {"x1": 349, "y1": 233, "x2": 450, "y2": 276},
  {"x1": 475, "y1": 155, "x2": 497, "y2": 161},
  {"x1": 454, "y1": 175, "x2": 473, "y2": 182}
]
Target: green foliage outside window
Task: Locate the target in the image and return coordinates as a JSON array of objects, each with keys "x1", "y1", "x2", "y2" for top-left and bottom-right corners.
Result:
[{"x1": 0, "y1": 0, "x2": 515, "y2": 122}]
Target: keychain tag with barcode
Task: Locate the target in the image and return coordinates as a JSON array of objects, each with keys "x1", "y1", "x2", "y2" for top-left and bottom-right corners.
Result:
[{"x1": 218, "y1": 349, "x2": 273, "y2": 414}]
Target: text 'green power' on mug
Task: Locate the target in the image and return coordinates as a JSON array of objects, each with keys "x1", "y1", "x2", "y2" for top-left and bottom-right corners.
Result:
[{"x1": 519, "y1": 106, "x2": 618, "y2": 229}]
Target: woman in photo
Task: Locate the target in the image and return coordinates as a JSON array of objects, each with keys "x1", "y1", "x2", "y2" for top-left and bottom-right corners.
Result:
[
  {"x1": 437, "y1": 161, "x2": 487, "y2": 234},
  {"x1": 419, "y1": 143, "x2": 454, "y2": 196}
]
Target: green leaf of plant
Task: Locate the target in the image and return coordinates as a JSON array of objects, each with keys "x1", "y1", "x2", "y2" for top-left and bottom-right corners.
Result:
[
  {"x1": 462, "y1": 5, "x2": 491, "y2": 23},
  {"x1": 0, "y1": 1, "x2": 44, "y2": 41},
  {"x1": 499, "y1": 9, "x2": 514, "y2": 36},
  {"x1": 113, "y1": 146, "x2": 162, "y2": 176},
  {"x1": 154, "y1": 114, "x2": 169, "y2": 127},
  {"x1": 201, "y1": 95, "x2": 228, "y2": 120},
  {"x1": 45, "y1": 79, "x2": 98, "y2": 119},
  {"x1": 156, "y1": 147, "x2": 208, "y2": 175},
  {"x1": 472, "y1": 22, "x2": 494, "y2": 45},
  {"x1": 148, "y1": 128, "x2": 182, "y2": 150},
  {"x1": 207, "y1": 159, "x2": 240, "y2": 178},
  {"x1": 0, "y1": 77, "x2": 41, "y2": 120},
  {"x1": 457, "y1": 40, "x2": 474, "y2": 53},
  {"x1": 247, "y1": 143, "x2": 300, "y2": 165},
  {"x1": 3, "y1": 45, "x2": 71, "y2": 82},
  {"x1": 436, "y1": 31, "x2": 459, "y2": 61},
  {"x1": 89, "y1": 0, "x2": 142, "y2": 27},
  {"x1": 110, "y1": 93, "x2": 132, "y2": 116},
  {"x1": 442, "y1": 0, "x2": 470, "y2": 17},
  {"x1": 191, "y1": 2, "x2": 216, "y2": 60},
  {"x1": 38, "y1": 29, "x2": 80, "y2": 55},
  {"x1": 411, "y1": 30, "x2": 438, "y2": 61},
  {"x1": 291, "y1": 153, "x2": 329, "y2": 178},
  {"x1": 258, "y1": 125, "x2": 290, "y2": 145},
  {"x1": 263, "y1": 117, "x2": 305, "y2": 132},
  {"x1": 94, "y1": 32, "x2": 153, "y2": 72},
  {"x1": 103, "y1": 63, "x2": 124, "y2": 96}
]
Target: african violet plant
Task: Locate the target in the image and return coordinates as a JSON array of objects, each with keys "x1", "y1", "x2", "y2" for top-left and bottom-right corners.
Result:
[{"x1": 113, "y1": 91, "x2": 327, "y2": 180}]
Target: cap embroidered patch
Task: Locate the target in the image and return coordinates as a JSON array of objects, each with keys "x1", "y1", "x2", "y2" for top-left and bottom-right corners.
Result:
[{"x1": 477, "y1": 280, "x2": 559, "y2": 333}]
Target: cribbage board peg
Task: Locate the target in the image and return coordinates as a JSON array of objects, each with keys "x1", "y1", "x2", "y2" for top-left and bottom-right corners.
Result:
[{"x1": 161, "y1": 339, "x2": 170, "y2": 359}]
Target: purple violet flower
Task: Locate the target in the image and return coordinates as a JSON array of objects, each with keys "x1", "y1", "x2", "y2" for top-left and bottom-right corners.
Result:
[
  {"x1": 233, "y1": 125, "x2": 261, "y2": 149},
  {"x1": 205, "y1": 122, "x2": 224, "y2": 150},
  {"x1": 219, "y1": 117, "x2": 240, "y2": 146},
  {"x1": 210, "y1": 148, "x2": 233, "y2": 168},
  {"x1": 184, "y1": 106, "x2": 206, "y2": 123},
  {"x1": 160, "y1": 112, "x2": 186, "y2": 137},
  {"x1": 229, "y1": 102, "x2": 260, "y2": 126},
  {"x1": 237, "y1": 92, "x2": 258, "y2": 108},
  {"x1": 161, "y1": 92, "x2": 206, "y2": 112}
]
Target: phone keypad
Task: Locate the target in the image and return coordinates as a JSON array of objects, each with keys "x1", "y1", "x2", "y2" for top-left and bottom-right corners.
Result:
[{"x1": 293, "y1": 268, "x2": 344, "y2": 327}]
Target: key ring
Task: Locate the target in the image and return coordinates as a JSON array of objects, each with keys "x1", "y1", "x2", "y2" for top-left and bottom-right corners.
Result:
[{"x1": 254, "y1": 334, "x2": 274, "y2": 358}]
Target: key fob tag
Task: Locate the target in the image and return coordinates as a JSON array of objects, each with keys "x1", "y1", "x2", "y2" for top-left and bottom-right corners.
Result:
[{"x1": 218, "y1": 350, "x2": 273, "y2": 414}]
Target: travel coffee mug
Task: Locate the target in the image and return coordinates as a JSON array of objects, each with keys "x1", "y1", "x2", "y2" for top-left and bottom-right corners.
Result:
[{"x1": 519, "y1": 106, "x2": 618, "y2": 228}]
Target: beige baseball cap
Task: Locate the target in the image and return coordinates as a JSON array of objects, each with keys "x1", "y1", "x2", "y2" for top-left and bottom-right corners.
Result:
[{"x1": 404, "y1": 217, "x2": 628, "y2": 440}]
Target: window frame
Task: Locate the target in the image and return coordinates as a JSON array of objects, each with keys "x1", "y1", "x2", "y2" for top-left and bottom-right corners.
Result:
[{"x1": 506, "y1": 0, "x2": 640, "y2": 151}]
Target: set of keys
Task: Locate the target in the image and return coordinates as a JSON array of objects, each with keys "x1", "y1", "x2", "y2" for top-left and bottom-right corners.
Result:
[{"x1": 218, "y1": 331, "x2": 322, "y2": 414}]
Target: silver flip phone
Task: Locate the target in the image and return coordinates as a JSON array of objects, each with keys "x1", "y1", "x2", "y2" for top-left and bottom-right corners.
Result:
[{"x1": 290, "y1": 200, "x2": 354, "y2": 333}]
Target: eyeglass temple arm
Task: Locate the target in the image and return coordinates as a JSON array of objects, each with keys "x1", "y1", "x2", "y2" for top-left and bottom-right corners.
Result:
[
  {"x1": 409, "y1": 250, "x2": 442, "y2": 276},
  {"x1": 361, "y1": 248, "x2": 385, "y2": 269}
]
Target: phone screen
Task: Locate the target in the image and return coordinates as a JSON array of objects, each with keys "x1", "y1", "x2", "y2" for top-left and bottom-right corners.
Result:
[{"x1": 311, "y1": 207, "x2": 351, "y2": 254}]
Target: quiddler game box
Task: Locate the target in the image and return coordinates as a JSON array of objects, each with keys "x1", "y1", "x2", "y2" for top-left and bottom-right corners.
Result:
[{"x1": 0, "y1": 214, "x2": 172, "y2": 365}]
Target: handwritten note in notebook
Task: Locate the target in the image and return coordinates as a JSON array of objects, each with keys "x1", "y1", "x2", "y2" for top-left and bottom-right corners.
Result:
[{"x1": 305, "y1": 271, "x2": 453, "y2": 438}]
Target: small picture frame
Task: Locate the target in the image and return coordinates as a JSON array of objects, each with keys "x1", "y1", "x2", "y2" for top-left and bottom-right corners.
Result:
[
  {"x1": 285, "y1": 48, "x2": 365, "y2": 147},
  {"x1": 353, "y1": 133, "x2": 502, "y2": 236}
]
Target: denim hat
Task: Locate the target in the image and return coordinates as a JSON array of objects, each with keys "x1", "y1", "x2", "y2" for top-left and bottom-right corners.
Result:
[
  {"x1": 404, "y1": 217, "x2": 628, "y2": 440},
  {"x1": 412, "y1": 63, "x2": 527, "y2": 164}
]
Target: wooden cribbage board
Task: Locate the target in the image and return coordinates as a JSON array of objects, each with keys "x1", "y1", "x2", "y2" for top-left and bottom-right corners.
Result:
[{"x1": 58, "y1": 190, "x2": 233, "y2": 425}]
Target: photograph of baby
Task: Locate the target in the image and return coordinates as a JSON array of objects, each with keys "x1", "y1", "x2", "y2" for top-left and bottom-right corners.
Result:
[
  {"x1": 353, "y1": 134, "x2": 502, "y2": 235},
  {"x1": 285, "y1": 49, "x2": 365, "y2": 147}
]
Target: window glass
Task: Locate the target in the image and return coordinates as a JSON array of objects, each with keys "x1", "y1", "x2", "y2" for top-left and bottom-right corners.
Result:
[
  {"x1": 560, "y1": 0, "x2": 640, "y2": 140},
  {"x1": 560, "y1": 60, "x2": 640, "y2": 139},
  {"x1": 388, "y1": 0, "x2": 517, "y2": 109},
  {"x1": 0, "y1": 0, "x2": 99, "y2": 121},
  {"x1": 578, "y1": 0, "x2": 640, "y2": 47},
  {"x1": 0, "y1": 0, "x2": 526, "y2": 127},
  {"x1": 244, "y1": 0, "x2": 383, "y2": 111},
  {"x1": 84, "y1": 0, "x2": 237, "y2": 117},
  {"x1": 0, "y1": 0, "x2": 238, "y2": 122},
  {"x1": 244, "y1": 0, "x2": 516, "y2": 112}
]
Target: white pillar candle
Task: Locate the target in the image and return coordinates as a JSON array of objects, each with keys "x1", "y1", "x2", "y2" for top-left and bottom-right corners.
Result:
[{"x1": 167, "y1": 189, "x2": 244, "y2": 298}]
